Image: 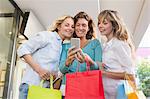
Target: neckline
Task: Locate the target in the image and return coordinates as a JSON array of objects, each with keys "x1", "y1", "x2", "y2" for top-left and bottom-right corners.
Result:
[{"x1": 81, "y1": 40, "x2": 91, "y2": 49}]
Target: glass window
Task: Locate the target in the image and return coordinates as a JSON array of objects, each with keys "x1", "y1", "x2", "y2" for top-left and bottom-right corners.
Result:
[{"x1": 0, "y1": 0, "x2": 15, "y2": 13}]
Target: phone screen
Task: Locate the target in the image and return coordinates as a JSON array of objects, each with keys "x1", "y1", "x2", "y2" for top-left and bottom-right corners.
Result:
[{"x1": 71, "y1": 38, "x2": 80, "y2": 48}]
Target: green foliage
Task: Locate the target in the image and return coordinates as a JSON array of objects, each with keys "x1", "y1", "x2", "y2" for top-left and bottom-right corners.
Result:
[{"x1": 137, "y1": 59, "x2": 150, "y2": 97}]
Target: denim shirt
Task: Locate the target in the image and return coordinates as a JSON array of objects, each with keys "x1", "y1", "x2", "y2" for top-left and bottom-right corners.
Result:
[{"x1": 17, "y1": 31, "x2": 62, "y2": 86}]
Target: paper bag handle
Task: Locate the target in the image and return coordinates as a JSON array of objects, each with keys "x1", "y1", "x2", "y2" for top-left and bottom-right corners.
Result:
[
  {"x1": 40, "y1": 74, "x2": 54, "y2": 89},
  {"x1": 124, "y1": 73, "x2": 136, "y2": 91}
]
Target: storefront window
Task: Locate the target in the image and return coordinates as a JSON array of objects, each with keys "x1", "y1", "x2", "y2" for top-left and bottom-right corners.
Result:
[{"x1": 0, "y1": 0, "x2": 16, "y2": 98}]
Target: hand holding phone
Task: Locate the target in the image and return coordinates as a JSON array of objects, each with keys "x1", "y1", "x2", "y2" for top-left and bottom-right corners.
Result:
[
  {"x1": 71, "y1": 38, "x2": 80, "y2": 48},
  {"x1": 65, "y1": 38, "x2": 80, "y2": 66}
]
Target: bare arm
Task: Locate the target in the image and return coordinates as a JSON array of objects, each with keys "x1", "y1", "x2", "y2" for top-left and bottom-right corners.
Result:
[{"x1": 102, "y1": 71, "x2": 135, "y2": 81}]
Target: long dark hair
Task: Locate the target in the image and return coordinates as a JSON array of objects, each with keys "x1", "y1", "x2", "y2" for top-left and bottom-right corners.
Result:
[{"x1": 73, "y1": 11, "x2": 96, "y2": 39}]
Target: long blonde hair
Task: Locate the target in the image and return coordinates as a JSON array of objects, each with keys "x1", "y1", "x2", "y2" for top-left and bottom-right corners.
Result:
[
  {"x1": 98, "y1": 10, "x2": 135, "y2": 59},
  {"x1": 49, "y1": 15, "x2": 74, "y2": 32}
]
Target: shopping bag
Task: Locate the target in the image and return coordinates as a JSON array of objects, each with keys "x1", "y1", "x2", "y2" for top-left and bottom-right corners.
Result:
[
  {"x1": 27, "y1": 75, "x2": 62, "y2": 99},
  {"x1": 116, "y1": 83, "x2": 127, "y2": 99},
  {"x1": 65, "y1": 70, "x2": 105, "y2": 99},
  {"x1": 136, "y1": 91, "x2": 146, "y2": 99},
  {"x1": 124, "y1": 73, "x2": 146, "y2": 99},
  {"x1": 127, "y1": 90, "x2": 146, "y2": 99},
  {"x1": 65, "y1": 57, "x2": 105, "y2": 99}
]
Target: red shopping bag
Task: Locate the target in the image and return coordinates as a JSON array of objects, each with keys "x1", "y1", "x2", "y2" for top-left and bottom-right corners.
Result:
[
  {"x1": 65, "y1": 57, "x2": 105, "y2": 99},
  {"x1": 65, "y1": 70, "x2": 105, "y2": 99}
]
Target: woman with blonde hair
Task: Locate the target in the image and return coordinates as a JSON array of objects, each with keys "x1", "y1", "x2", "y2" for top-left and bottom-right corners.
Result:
[
  {"x1": 97, "y1": 10, "x2": 136, "y2": 99},
  {"x1": 17, "y1": 15, "x2": 74, "y2": 99}
]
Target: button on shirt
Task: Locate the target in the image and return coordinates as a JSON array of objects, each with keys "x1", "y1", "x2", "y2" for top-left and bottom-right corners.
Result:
[{"x1": 17, "y1": 31, "x2": 62, "y2": 86}]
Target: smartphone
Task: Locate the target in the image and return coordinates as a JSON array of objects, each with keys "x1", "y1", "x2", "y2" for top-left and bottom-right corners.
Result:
[{"x1": 71, "y1": 38, "x2": 80, "y2": 48}]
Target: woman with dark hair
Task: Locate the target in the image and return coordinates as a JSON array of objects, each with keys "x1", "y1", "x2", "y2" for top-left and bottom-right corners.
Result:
[
  {"x1": 73, "y1": 11, "x2": 96, "y2": 39},
  {"x1": 59, "y1": 11, "x2": 102, "y2": 97}
]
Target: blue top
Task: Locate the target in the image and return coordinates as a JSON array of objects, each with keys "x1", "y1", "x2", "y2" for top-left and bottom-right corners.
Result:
[
  {"x1": 59, "y1": 39, "x2": 102, "y2": 84},
  {"x1": 17, "y1": 31, "x2": 62, "y2": 86}
]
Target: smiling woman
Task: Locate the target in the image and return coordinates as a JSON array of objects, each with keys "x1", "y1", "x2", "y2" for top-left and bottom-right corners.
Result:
[
  {"x1": 97, "y1": 10, "x2": 136, "y2": 99},
  {"x1": 17, "y1": 15, "x2": 74, "y2": 99},
  {"x1": 49, "y1": 16, "x2": 75, "y2": 40},
  {"x1": 59, "y1": 11, "x2": 103, "y2": 97},
  {"x1": 1, "y1": 0, "x2": 149, "y2": 99}
]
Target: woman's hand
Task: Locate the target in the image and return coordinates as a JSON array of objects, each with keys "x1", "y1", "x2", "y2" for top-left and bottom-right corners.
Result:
[
  {"x1": 75, "y1": 50, "x2": 95, "y2": 65},
  {"x1": 36, "y1": 67, "x2": 51, "y2": 80},
  {"x1": 65, "y1": 46, "x2": 80, "y2": 66},
  {"x1": 84, "y1": 54, "x2": 95, "y2": 65},
  {"x1": 22, "y1": 54, "x2": 52, "y2": 80},
  {"x1": 75, "y1": 49, "x2": 85, "y2": 63},
  {"x1": 65, "y1": 47, "x2": 96, "y2": 66}
]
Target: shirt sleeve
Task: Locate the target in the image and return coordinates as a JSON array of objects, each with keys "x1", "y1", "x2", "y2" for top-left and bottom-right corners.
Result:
[
  {"x1": 114, "y1": 42, "x2": 134, "y2": 74},
  {"x1": 59, "y1": 61, "x2": 70, "y2": 74},
  {"x1": 90, "y1": 39, "x2": 103, "y2": 70},
  {"x1": 17, "y1": 32, "x2": 49, "y2": 57}
]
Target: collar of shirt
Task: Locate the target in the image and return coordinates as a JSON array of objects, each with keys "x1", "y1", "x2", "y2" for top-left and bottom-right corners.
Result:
[
  {"x1": 63, "y1": 39, "x2": 70, "y2": 44},
  {"x1": 103, "y1": 38, "x2": 115, "y2": 51},
  {"x1": 54, "y1": 31, "x2": 62, "y2": 42}
]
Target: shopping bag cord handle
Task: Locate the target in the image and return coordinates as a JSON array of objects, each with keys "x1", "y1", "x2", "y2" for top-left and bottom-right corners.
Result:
[{"x1": 85, "y1": 56, "x2": 90, "y2": 71}]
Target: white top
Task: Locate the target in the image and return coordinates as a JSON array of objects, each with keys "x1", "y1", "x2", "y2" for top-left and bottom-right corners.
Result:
[
  {"x1": 17, "y1": 31, "x2": 62, "y2": 86},
  {"x1": 102, "y1": 38, "x2": 134, "y2": 74},
  {"x1": 102, "y1": 38, "x2": 135, "y2": 96}
]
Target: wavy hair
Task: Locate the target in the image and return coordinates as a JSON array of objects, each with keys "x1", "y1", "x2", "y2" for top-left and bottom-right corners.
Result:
[
  {"x1": 49, "y1": 15, "x2": 74, "y2": 32},
  {"x1": 98, "y1": 10, "x2": 135, "y2": 59},
  {"x1": 73, "y1": 11, "x2": 96, "y2": 39}
]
